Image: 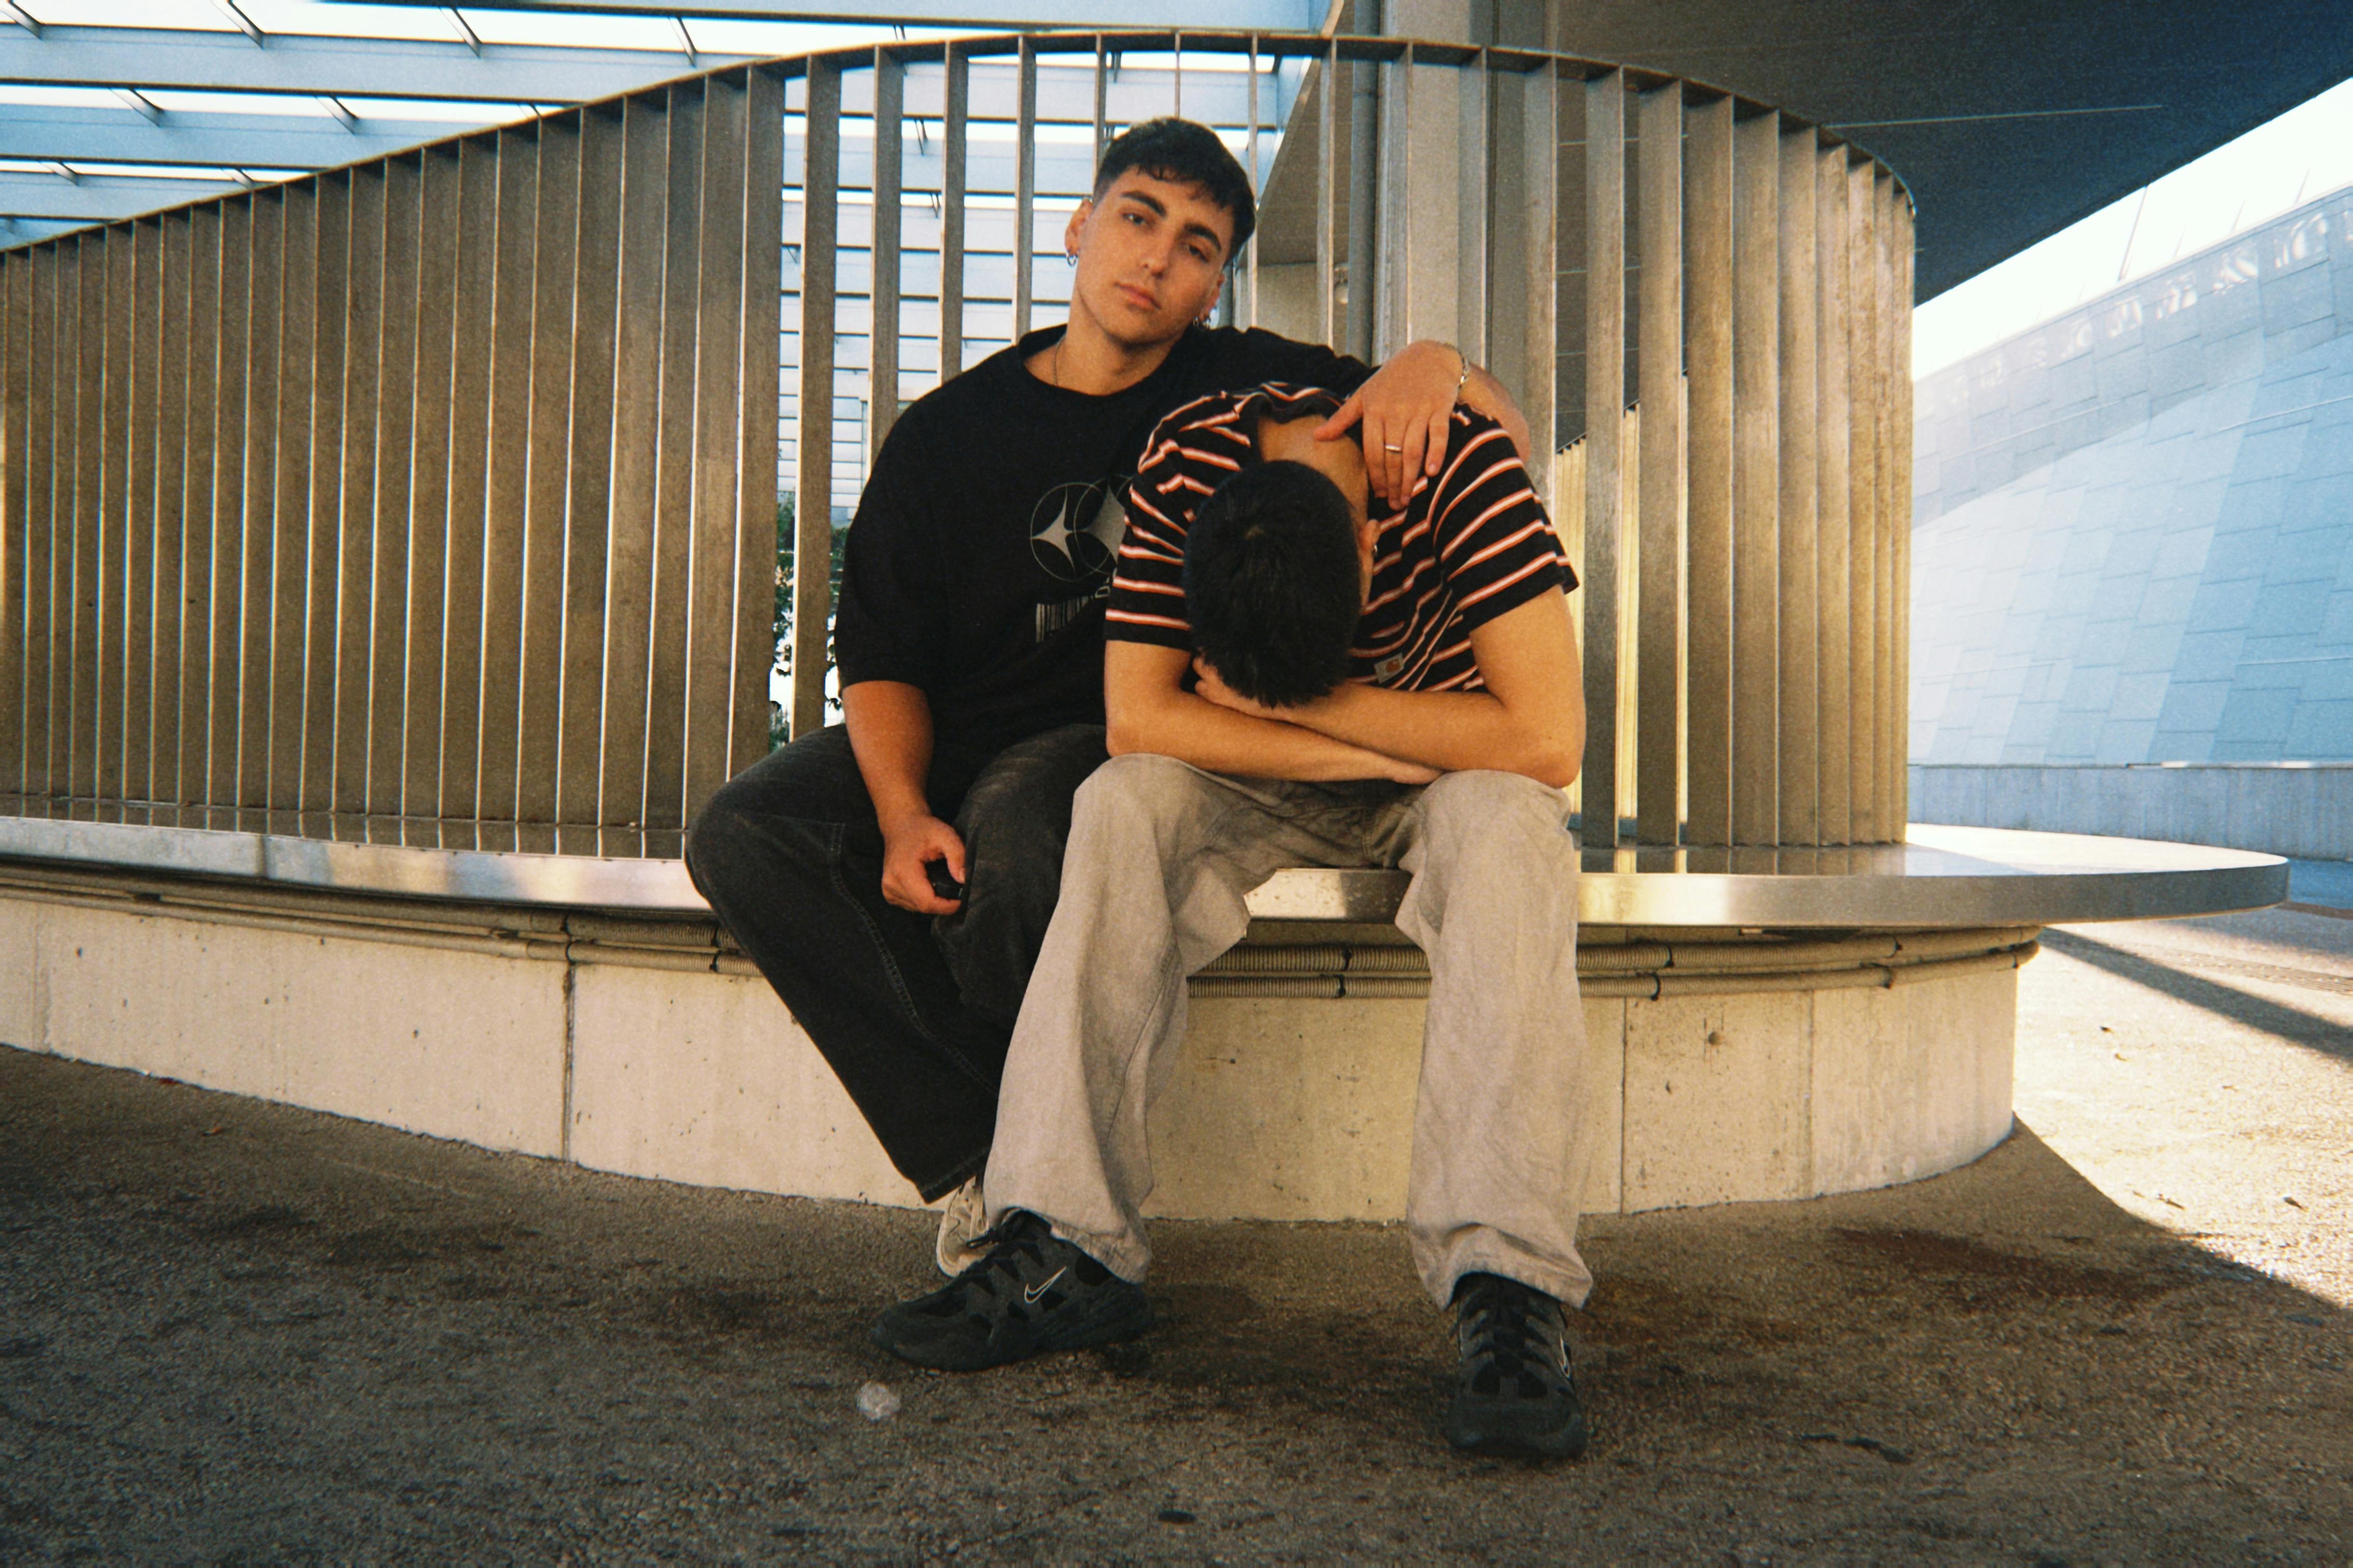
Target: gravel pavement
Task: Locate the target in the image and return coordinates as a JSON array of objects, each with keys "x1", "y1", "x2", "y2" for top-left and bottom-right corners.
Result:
[{"x1": 3, "y1": 907, "x2": 2348, "y2": 1564}]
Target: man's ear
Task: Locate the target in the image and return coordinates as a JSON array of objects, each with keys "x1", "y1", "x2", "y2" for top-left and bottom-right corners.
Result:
[
  {"x1": 1355, "y1": 515, "x2": 1380, "y2": 598},
  {"x1": 1197, "y1": 272, "x2": 1225, "y2": 325},
  {"x1": 1064, "y1": 200, "x2": 1091, "y2": 260}
]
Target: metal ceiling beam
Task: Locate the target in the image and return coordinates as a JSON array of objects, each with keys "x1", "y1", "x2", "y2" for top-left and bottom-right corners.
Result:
[
  {"x1": 352, "y1": 0, "x2": 1319, "y2": 25},
  {"x1": 0, "y1": 27, "x2": 735, "y2": 104},
  {"x1": 0, "y1": 106, "x2": 519, "y2": 168},
  {"x1": 0, "y1": 169, "x2": 244, "y2": 220}
]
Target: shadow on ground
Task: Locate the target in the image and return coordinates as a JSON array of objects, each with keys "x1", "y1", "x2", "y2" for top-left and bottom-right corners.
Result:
[{"x1": 3, "y1": 909, "x2": 2349, "y2": 1563}]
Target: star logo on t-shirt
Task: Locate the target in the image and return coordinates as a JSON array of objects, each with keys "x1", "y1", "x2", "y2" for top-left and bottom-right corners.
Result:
[{"x1": 1030, "y1": 479, "x2": 1129, "y2": 585}]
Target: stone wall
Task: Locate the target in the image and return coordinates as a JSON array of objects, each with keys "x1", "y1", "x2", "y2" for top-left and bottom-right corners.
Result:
[{"x1": 1911, "y1": 762, "x2": 2351, "y2": 859}]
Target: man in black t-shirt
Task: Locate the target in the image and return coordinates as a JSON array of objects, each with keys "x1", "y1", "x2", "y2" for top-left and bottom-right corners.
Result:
[{"x1": 685, "y1": 118, "x2": 1532, "y2": 1274}]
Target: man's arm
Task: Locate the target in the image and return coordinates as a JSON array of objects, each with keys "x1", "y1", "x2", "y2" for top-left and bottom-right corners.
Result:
[
  {"x1": 1313, "y1": 339, "x2": 1535, "y2": 508},
  {"x1": 842, "y1": 680, "x2": 965, "y2": 916},
  {"x1": 1193, "y1": 591, "x2": 1586, "y2": 789},
  {"x1": 1107, "y1": 641, "x2": 1438, "y2": 784}
]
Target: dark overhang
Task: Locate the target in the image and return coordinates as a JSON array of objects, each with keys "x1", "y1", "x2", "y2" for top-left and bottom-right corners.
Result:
[{"x1": 1535, "y1": 1, "x2": 2353, "y2": 301}]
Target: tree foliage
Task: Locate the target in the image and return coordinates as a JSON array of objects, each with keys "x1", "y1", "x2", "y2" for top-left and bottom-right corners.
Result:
[{"x1": 771, "y1": 495, "x2": 848, "y2": 747}]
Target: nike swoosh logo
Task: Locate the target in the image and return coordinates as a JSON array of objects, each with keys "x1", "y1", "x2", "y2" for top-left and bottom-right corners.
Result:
[{"x1": 1024, "y1": 1267, "x2": 1069, "y2": 1305}]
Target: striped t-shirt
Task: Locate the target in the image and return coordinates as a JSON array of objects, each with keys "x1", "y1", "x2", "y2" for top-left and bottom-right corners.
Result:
[{"x1": 1105, "y1": 384, "x2": 1574, "y2": 692}]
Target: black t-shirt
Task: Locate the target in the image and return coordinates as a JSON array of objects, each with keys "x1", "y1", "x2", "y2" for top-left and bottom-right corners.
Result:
[{"x1": 833, "y1": 324, "x2": 1372, "y2": 756}]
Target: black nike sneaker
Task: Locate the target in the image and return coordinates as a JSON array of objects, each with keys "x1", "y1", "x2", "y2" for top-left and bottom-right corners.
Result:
[
  {"x1": 871, "y1": 1209, "x2": 1152, "y2": 1371},
  {"x1": 1445, "y1": 1272, "x2": 1590, "y2": 1459}
]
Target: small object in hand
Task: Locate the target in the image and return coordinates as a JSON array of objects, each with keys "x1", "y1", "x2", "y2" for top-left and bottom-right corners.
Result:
[
  {"x1": 856, "y1": 1381, "x2": 901, "y2": 1421},
  {"x1": 926, "y1": 860, "x2": 965, "y2": 903}
]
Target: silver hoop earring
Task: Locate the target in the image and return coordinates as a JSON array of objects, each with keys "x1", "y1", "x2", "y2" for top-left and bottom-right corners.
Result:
[{"x1": 1065, "y1": 251, "x2": 1080, "y2": 267}]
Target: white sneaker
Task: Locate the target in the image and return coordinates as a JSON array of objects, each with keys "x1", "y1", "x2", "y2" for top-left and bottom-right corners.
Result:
[{"x1": 934, "y1": 1175, "x2": 989, "y2": 1276}]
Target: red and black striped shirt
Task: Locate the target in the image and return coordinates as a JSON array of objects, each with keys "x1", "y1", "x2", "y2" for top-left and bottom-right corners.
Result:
[{"x1": 1105, "y1": 384, "x2": 1574, "y2": 692}]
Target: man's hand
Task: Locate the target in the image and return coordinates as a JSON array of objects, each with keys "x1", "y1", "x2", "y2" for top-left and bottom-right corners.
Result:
[
  {"x1": 1312, "y1": 339, "x2": 1466, "y2": 511},
  {"x1": 879, "y1": 810, "x2": 967, "y2": 916},
  {"x1": 1190, "y1": 657, "x2": 1282, "y2": 722}
]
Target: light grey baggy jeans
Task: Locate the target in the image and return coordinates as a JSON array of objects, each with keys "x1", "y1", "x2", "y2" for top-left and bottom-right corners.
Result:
[{"x1": 984, "y1": 752, "x2": 1594, "y2": 1310}]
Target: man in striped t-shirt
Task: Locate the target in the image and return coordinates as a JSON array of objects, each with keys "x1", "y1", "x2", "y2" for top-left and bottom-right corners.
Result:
[{"x1": 873, "y1": 382, "x2": 1600, "y2": 1461}]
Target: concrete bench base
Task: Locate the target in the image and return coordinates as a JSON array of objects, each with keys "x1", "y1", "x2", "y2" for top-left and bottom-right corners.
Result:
[{"x1": 0, "y1": 867, "x2": 2024, "y2": 1217}]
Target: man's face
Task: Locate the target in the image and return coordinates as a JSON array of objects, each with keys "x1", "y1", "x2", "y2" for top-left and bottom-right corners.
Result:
[{"x1": 1064, "y1": 167, "x2": 1234, "y2": 351}]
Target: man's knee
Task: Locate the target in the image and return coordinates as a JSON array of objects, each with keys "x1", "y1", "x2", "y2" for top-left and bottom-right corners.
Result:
[
  {"x1": 684, "y1": 780, "x2": 767, "y2": 906},
  {"x1": 1416, "y1": 770, "x2": 1577, "y2": 864},
  {"x1": 1074, "y1": 752, "x2": 1207, "y2": 826}
]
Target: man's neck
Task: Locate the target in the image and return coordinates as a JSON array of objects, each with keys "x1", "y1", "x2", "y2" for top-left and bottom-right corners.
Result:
[{"x1": 1026, "y1": 312, "x2": 1184, "y2": 397}]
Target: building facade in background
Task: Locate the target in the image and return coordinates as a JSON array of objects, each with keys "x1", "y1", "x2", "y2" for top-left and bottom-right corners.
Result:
[{"x1": 1909, "y1": 182, "x2": 2353, "y2": 857}]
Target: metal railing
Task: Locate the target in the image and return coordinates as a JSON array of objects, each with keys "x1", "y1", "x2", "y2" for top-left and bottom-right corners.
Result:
[
  {"x1": 0, "y1": 70, "x2": 781, "y2": 854},
  {"x1": 0, "y1": 31, "x2": 1914, "y2": 860}
]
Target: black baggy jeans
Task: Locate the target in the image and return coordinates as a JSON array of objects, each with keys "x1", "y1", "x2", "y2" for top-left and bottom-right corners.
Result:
[{"x1": 683, "y1": 722, "x2": 1108, "y2": 1202}]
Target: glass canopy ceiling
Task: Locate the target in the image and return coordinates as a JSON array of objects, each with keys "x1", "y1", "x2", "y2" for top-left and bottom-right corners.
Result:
[{"x1": 0, "y1": 0, "x2": 1321, "y2": 246}]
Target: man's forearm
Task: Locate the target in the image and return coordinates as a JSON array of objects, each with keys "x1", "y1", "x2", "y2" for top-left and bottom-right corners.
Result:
[
  {"x1": 1276, "y1": 682, "x2": 1578, "y2": 788},
  {"x1": 841, "y1": 680, "x2": 937, "y2": 826},
  {"x1": 1111, "y1": 688, "x2": 1416, "y2": 782}
]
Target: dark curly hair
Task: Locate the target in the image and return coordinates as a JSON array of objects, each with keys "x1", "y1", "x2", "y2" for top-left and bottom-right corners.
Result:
[
  {"x1": 1183, "y1": 461, "x2": 1361, "y2": 709},
  {"x1": 1094, "y1": 117, "x2": 1256, "y2": 261}
]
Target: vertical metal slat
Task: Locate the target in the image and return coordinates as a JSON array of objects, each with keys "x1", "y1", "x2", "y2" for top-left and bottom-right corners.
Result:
[
  {"x1": 124, "y1": 222, "x2": 162, "y2": 806},
  {"x1": 1634, "y1": 80, "x2": 1683, "y2": 848},
  {"x1": 205, "y1": 207, "x2": 250, "y2": 814},
  {"x1": 0, "y1": 258, "x2": 23, "y2": 797},
  {"x1": 301, "y1": 175, "x2": 348, "y2": 814},
  {"x1": 1579, "y1": 69, "x2": 1625, "y2": 849},
  {"x1": 1460, "y1": 48, "x2": 1490, "y2": 365},
  {"x1": 96, "y1": 230, "x2": 133, "y2": 809},
  {"x1": 369, "y1": 162, "x2": 422, "y2": 823},
  {"x1": 683, "y1": 74, "x2": 749, "y2": 815},
  {"x1": 641, "y1": 85, "x2": 702, "y2": 832},
  {"x1": 178, "y1": 209, "x2": 220, "y2": 807},
  {"x1": 66, "y1": 235, "x2": 103, "y2": 805},
  {"x1": 516, "y1": 122, "x2": 582, "y2": 832},
  {"x1": 1519, "y1": 60, "x2": 1558, "y2": 498},
  {"x1": 1892, "y1": 190, "x2": 1915, "y2": 836},
  {"x1": 557, "y1": 107, "x2": 625, "y2": 832},
  {"x1": 152, "y1": 217, "x2": 191, "y2": 809},
  {"x1": 1243, "y1": 37, "x2": 1259, "y2": 331},
  {"x1": 1845, "y1": 158, "x2": 1879, "y2": 844},
  {"x1": 399, "y1": 150, "x2": 461, "y2": 829},
  {"x1": 1317, "y1": 36, "x2": 1336, "y2": 349},
  {"x1": 236, "y1": 194, "x2": 282, "y2": 813},
  {"x1": 332, "y1": 169, "x2": 384, "y2": 819},
  {"x1": 25, "y1": 247, "x2": 59, "y2": 800},
  {"x1": 1682, "y1": 92, "x2": 1734, "y2": 848},
  {"x1": 599, "y1": 97, "x2": 668, "y2": 828},
  {"x1": 1813, "y1": 143, "x2": 1851, "y2": 844},
  {"x1": 1730, "y1": 110, "x2": 1778, "y2": 846},
  {"x1": 1876, "y1": 171, "x2": 1903, "y2": 840},
  {"x1": 938, "y1": 44, "x2": 968, "y2": 383},
  {"x1": 437, "y1": 145, "x2": 495, "y2": 822},
  {"x1": 269, "y1": 185, "x2": 314, "y2": 813},
  {"x1": 1775, "y1": 124, "x2": 1817, "y2": 845},
  {"x1": 1013, "y1": 38, "x2": 1036, "y2": 343},
  {"x1": 870, "y1": 48, "x2": 905, "y2": 453},
  {"x1": 790, "y1": 60, "x2": 841, "y2": 739},
  {"x1": 731, "y1": 67, "x2": 786, "y2": 779}
]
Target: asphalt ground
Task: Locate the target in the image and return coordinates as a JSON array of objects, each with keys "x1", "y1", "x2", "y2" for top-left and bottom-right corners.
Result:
[{"x1": 3, "y1": 905, "x2": 2349, "y2": 1565}]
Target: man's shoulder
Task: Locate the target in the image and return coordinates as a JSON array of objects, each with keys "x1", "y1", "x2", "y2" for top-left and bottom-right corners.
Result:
[{"x1": 886, "y1": 343, "x2": 1032, "y2": 441}]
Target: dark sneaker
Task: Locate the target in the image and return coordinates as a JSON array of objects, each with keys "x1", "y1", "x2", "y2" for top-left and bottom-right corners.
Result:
[
  {"x1": 1445, "y1": 1272, "x2": 1589, "y2": 1459},
  {"x1": 871, "y1": 1209, "x2": 1152, "y2": 1371}
]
